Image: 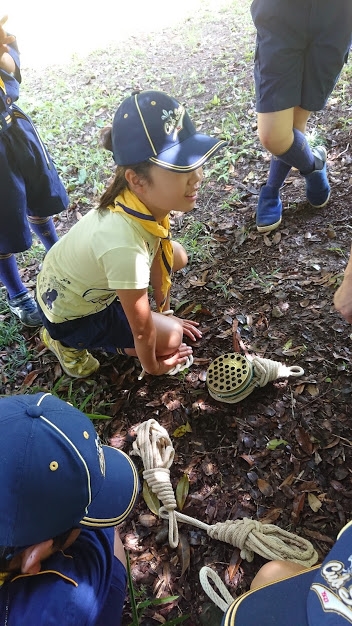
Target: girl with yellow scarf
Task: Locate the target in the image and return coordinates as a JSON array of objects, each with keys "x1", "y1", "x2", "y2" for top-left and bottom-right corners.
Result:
[{"x1": 37, "y1": 90, "x2": 226, "y2": 379}]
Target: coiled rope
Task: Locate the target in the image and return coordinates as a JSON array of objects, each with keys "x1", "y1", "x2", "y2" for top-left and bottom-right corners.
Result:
[{"x1": 131, "y1": 419, "x2": 318, "y2": 565}]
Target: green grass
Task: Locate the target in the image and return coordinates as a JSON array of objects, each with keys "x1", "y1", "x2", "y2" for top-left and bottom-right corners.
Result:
[
  {"x1": 0, "y1": 296, "x2": 34, "y2": 386},
  {"x1": 177, "y1": 220, "x2": 215, "y2": 263}
]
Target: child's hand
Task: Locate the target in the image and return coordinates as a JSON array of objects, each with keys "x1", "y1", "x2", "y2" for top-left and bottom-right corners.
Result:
[
  {"x1": 156, "y1": 343, "x2": 193, "y2": 375},
  {"x1": 175, "y1": 317, "x2": 202, "y2": 342},
  {"x1": 334, "y1": 273, "x2": 352, "y2": 323},
  {"x1": 0, "y1": 16, "x2": 15, "y2": 56}
]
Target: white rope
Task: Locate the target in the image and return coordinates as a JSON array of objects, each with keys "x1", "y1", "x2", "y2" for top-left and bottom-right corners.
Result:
[
  {"x1": 131, "y1": 419, "x2": 318, "y2": 565},
  {"x1": 199, "y1": 566, "x2": 234, "y2": 612}
]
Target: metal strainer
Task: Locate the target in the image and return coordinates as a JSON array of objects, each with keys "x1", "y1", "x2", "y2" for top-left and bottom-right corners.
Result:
[{"x1": 206, "y1": 352, "x2": 253, "y2": 400}]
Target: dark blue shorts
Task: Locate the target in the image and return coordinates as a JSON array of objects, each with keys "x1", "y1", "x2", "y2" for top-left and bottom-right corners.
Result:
[
  {"x1": 38, "y1": 299, "x2": 135, "y2": 353},
  {"x1": 0, "y1": 106, "x2": 69, "y2": 254},
  {"x1": 250, "y1": 0, "x2": 352, "y2": 112}
]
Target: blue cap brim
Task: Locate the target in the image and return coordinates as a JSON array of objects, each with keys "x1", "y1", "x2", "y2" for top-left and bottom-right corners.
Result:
[
  {"x1": 222, "y1": 567, "x2": 316, "y2": 625},
  {"x1": 223, "y1": 521, "x2": 352, "y2": 625},
  {"x1": 80, "y1": 445, "x2": 139, "y2": 528},
  {"x1": 149, "y1": 133, "x2": 227, "y2": 172},
  {"x1": 307, "y1": 520, "x2": 352, "y2": 625}
]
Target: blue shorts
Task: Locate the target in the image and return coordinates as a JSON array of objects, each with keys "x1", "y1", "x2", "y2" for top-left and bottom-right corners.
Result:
[
  {"x1": 38, "y1": 299, "x2": 135, "y2": 353},
  {"x1": 0, "y1": 106, "x2": 69, "y2": 254},
  {"x1": 250, "y1": 0, "x2": 352, "y2": 113}
]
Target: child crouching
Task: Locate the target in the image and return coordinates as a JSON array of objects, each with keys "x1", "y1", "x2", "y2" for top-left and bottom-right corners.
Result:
[{"x1": 36, "y1": 90, "x2": 226, "y2": 378}]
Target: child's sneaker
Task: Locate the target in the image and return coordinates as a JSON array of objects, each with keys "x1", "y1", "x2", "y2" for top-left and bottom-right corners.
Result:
[
  {"x1": 40, "y1": 327, "x2": 100, "y2": 378},
  {"x1": 256, "y1": 185, "x2": 282, "y2": 233},
  {"x1": 7, "y1": 292, "x2": 42, "y2": 327},
  {"x1": 304, "y1": 146, "x2": 331, "y2": 208}
]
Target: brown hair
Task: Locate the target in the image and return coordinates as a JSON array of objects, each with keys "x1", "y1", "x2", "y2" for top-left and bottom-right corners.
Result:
[
  {"x1": 98, "y1": 126, "x2": 154, "y2": 210},
  {"x1": 98, "y1": 162, "x2": 153, "y2": 210}
]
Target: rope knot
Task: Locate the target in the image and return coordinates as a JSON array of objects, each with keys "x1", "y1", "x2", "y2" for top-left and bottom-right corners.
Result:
[
  {"x1": 252, "y1": 356, "x2": 280, "y2": 387},
  {"x1": 143, "y1": 467, "x2": 177, "y2": 511},
  {"x1": 209, "y1": 518, "x2": 262, "y2": 561}
]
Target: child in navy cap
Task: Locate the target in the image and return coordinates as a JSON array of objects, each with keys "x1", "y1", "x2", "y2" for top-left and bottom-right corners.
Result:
[
  {"x1": 250, "y1": 0, "x2": 352, "y2": 233},
  {"x1": 0, "y1": 16, "x2": 69, "y2": 326},
  {"x1": 0, "y1": 392, "x2": 139, "y2": 625},
  {"x1": 221, "y1": 520, "x2": 352, "y2": 624},
  {"x1": 36, "y1": 90, "x2": 226, "y2": 379}
]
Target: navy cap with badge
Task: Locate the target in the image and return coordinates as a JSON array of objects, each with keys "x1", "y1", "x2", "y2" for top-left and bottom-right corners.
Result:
[
  {"x1": 222, "y1": 521, "x2": 352, "y2": 625},
  {"x1": 111, "y1": 89, "x2": 227, "y2": 172},
  {"x1": 0, "y1": 393, "x2": 139, "y2": 550}
]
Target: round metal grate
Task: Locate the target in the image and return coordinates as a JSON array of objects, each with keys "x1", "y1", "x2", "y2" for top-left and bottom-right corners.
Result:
[{"x1": 206, "y1": 353, "x2": 253, "y2": 398}]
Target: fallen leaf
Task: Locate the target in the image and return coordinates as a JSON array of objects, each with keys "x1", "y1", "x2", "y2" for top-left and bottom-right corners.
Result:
[
  {"x1": 22, "y1": 369, "x2": 40, "y2": 387},
  {"x1": 308, "y1": 493, "x2": 323, "y2": 512},
  {"x1": 291, "y1": 492, "x2": 305, "y2": 525},
  {"x1": 176, "y1": 474, "x2": 190, "y2": 511},
  {"x1": 295, "y1": 427, "x2": 313, "y2": 455},
  {"x1": 143, "y1": 481, "x2": 160, "y2": 516},
  {"x1": 177, "y1": 533, "x2": 191, "y2": 577},
  {"x1": 173, "y1": 422, "x2": 192, "y2": 437},
  {"x1": 266, "y1": 438, "x2": 289, "y2": 450},
  {"x1": 306, "y1": 384, "x2": 319, "y2": 397},
  {"x1": 259, "y1": 508, "x2": 283, "y2": 524},
  {"x1": 257, "y1": 478, "x2": 274, "y2": 497},
  {"x1": 226, "y1": 548, "x2": 241, "y2": 582}
]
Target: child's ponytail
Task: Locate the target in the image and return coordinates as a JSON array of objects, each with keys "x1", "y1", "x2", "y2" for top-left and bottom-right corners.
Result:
[{"x1": 100, "y1": 126, "x2": 113, "y2": 152}]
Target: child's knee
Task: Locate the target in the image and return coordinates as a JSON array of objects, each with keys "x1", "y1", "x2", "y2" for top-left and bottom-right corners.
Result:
[
  {"x1": 153, "y1": 312, "x2": 183, "y2": 352},
  {"x1": 250, "y1": 560, "x2": 308, "y2": 590},
  {"x1": 172, "y1": 240, "x2": 188, "y2": 271}
]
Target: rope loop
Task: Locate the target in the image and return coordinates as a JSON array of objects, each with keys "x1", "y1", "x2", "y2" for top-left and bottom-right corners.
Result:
[{"x1": 199, "y1": 566, "x2": 234, "y2": 613}]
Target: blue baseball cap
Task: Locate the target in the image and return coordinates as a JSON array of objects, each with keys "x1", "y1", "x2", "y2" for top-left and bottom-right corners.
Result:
[
  {"x1": 222, "y1": 521, "x2": 352, "y2": 625},
  {"x1": 0, "y1": 393, "x2": 139, "y2": 548},
  {"x1": 111, "y1": 90, "x2": 227, "y2": 172}
]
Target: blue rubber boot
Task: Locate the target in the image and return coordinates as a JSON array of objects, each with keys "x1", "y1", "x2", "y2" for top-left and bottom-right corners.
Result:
[
  {"x1": 304, "y1": 146, "x2": 331, "y2": 208},
  {"x1": 256, "y1": 185, "x2": 282, "y2": 233}
]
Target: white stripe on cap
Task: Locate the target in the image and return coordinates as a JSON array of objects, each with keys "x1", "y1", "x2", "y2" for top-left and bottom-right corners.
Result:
[
  {"x1": 80, "y1": 449, "x2": 139, "y2": 527},
  {"x1": 135, "y1": 94, "x2": 158, "y2": 156},
  {"x1": 149, "y1": 141, "x2": 226, "y2": 172}
]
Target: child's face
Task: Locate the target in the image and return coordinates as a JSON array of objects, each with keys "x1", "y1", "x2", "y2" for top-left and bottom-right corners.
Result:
[{"x1": 137, "y1": 165, "x2": 204, "y2": 220}]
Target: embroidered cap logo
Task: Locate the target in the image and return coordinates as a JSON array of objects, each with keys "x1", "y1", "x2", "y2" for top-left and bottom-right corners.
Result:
[
  {"x1": 161, "y1": 106, "x2": 185, "y2": 140},
  {"x1": 95, "y1": 435, "x2": 106, "y2": 477}
]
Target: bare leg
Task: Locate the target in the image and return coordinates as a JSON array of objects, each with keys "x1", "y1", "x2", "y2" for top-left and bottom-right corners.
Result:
[
  {"x1": 114, "y1": 528, "x2": 127, "y2": 569},
  {"x1": 257, "y1": 107, "x2": 311, "y2": 155},
  {"x1": 150, "y1": 240, "x2": 188, "y2": 311},
  {"x1": 250, "y1": 560, "x2": 309, "y2": 590}
]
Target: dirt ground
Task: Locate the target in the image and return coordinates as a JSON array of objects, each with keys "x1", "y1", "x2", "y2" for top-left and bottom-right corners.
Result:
[{"x1": 1, "y1": 4, "x2": 352, "y2": 625}]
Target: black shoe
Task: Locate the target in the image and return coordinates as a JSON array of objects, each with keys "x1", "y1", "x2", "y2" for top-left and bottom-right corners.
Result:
[{"x1": 7, "y1": 292, "x2": 42, "y2": 327}]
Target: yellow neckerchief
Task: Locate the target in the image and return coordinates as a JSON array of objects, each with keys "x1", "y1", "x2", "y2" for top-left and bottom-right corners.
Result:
[
  {"x1": 0, "y1": 77, "x2": 6, "y2": 94},
  {"x1": 0, "y1": 571, "x2": 11, "y2": 587},
  {"x1": 108, "y1": 188, "x2": 173, "y2": 311}
]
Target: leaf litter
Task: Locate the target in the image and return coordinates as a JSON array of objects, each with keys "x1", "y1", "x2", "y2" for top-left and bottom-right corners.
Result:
[{"x1": 1, "y1": 2, "x2": 352, "y2": 624}]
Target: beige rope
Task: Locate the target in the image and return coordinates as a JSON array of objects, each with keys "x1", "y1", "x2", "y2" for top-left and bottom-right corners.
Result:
[
  {"x1": 131, "y1": 418, "x2": 318, "y2": 564},
  {"x1": 158, "y1": 509, "x2": 317, "y2": 566},
  {"x1": 199, "y1": 567, "x2": 234, "y2": 612},
  {"x1": 131, "y1": 419, "x2": 179, "y2": 547}
]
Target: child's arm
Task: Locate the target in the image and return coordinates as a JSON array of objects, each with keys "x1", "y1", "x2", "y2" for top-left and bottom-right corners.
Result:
[
  {"x1": 0, "y1": 16, "x2": 16, "y2": 74},
  {"x1": 117, "y1": 288, "x2": 192, "y2": 376},
  {"x1": 334, "y1": 244, "x2": 352, "y2": 323}
]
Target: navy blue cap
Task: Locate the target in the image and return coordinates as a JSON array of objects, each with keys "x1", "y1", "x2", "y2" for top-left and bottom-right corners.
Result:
[
  {"x1": 0, "y1": 393, "x2": 139, "y2": 547},
  {"x1": 111, "y1": 90, "x2": 227, "y2": 172},
  {"x1": 222, "y1": 521, "x2": 352, "y2": 625}
]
